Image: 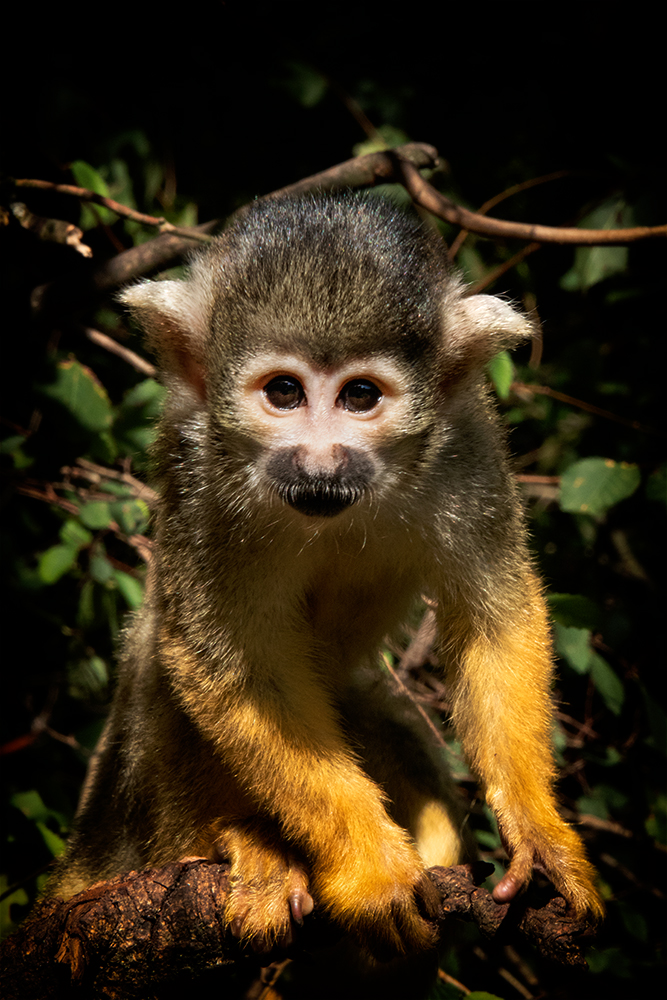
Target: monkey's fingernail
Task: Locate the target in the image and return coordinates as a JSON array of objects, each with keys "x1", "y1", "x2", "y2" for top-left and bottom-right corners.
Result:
[
  {"x1": 289, "y1": 890, "x2": 313, "y2": 923},
  {"x1": 492, "y1": 880, "x2": 518, "y2": 904}
]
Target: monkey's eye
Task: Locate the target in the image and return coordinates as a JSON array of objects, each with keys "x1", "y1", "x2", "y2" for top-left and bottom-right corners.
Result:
[
  {"x1": 337, "y1": 379, "x2": 382, "y2": 413},
  {"x1": 263, "y1": 376, "x2": 305, "y2": 410}
]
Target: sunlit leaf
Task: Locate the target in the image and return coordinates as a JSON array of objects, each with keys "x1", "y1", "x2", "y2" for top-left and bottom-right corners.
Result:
[
  {"x1": 113, "y1": 569, "x2": 144, "y2": 609},
  {"x1": 590, "y1": 652, "x2": 624, "y2": 716},
  {"x1": 38, "y1": 544, "x2": 79, "y2": 583},
  {"x1": 559, "y1": 457, "x2": 640, "y2": 516},
  {"x1": 486, "y1": 351, "x2": 514, "y2": 400},
  {"x1": 40, "y1": 359, "x2": 113, "y2": 433},
  {"x1": 549, "y1": 593, "x2": 600, "y2": 629},
  {"x1": 59, "y1": 518, "x2": 93, "y2": 547}
]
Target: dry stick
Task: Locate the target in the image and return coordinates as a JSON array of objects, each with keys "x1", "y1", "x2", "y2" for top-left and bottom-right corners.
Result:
[
  {"x1": 233, "y1": 141, "x2": 440, "y2": 210},
  {"x1": 449, "y1": 170, "x2": 572, "y2": 258},
  {"x1": 29, "y1": 143, "x2": 439, "y2": 317},
  {"x1": 469, "y1": 242, "x2": 541, "y2": 292},
  {"x1": 14, "y1": 178, "x2": 211, "y2": 243},
  {"x1": 394, "y1": 156, "x2": 667, "y2": 245},
  {"x1": 83, "y1": 328, "x2": 156, "y2": 376},
  {"x1": 513, "y1": 381, "x2": 660, "y2": 436},
  {"x1": 0, "y1": 861, "x2": 592, "y2": 1000},
  {"x1": 28, "y1": 143, "x2": 667, "y2": 319}
]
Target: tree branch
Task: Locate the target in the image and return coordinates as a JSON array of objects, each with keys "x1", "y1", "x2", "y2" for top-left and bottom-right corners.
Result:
[
  {"x1": 0, "y1": 861, "x2": 595, "y2": 999},
  {"x1": 394, "y1": 155, "x2": 667, "y2": 245}
]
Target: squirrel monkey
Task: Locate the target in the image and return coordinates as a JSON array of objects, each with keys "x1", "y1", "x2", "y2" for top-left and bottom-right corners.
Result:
[{"x1": 54, "y1": 194, "x2": 603, "y2": 963}]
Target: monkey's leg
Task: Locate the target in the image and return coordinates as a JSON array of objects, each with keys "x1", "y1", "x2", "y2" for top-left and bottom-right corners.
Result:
[
  {"x1": 340, "y1": 669, "x2": 475, "y2": 869},
  {"x1": 438, "y1": 573, "x2": 604, "y2": 919},
  {"x1": 208, "y1": 820, "x2": 313, "y2": 953},
  {"x1": 167, "y1": 639, "x2": 441, "y2": 959}
]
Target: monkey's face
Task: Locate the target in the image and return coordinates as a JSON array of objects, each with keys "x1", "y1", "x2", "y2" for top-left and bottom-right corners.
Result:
[{"x1": 234, "y1": 351, "x2": 417, "y2": 519}]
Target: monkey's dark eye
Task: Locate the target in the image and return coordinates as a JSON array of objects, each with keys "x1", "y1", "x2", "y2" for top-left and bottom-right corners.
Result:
[
  {"x1": 263, "y1": 377, "x2": 305, "y2": 410},
  {"x1": 338, "y1": 380, "x2": 382, "y2": 413}
]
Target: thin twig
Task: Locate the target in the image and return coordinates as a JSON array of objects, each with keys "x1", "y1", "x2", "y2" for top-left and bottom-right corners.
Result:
[
  {"x1": 13, "y1": 178, "x2": 211, "y2": 243},
  {"x1": 83, "y1": 327, "x2": 156, "y2": 376},
  {"x1": 394, "y1": 156, "x2": 667, "y2": 245},
  {"x1": 512, "y1": 381, "x2": 660, "y2": 435},
  {"x1": 449, "y1": 170, "x2": 571, "y2": 257}
]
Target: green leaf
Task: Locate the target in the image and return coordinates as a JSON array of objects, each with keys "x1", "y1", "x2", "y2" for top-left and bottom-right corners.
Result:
[
  {"x1": 281, "y1": 61, "x2": 328, "y2": 107},
  {"x1": 90, "y1": 550, "x2": 114, "y2": 584},
  {"x1": 639, "y1": 682, "x2": 667, "y2": 754},
  {"x1": 91, "y1": 428, "x2": 118, "y2": 464},
  {"x1": 549, "y1": 592, "x2": 600, "y2": 629},
  {"x1": 110, "y1": 498, "x2": 149, "y2": 534},
  {"x1": 59, "y1": 518, "x2": 93, "y2": 548},
  {"x1": 79, "y1": 501, "x2": 113, "y2": 530},
  {"x1": 589, "y1": 652, "x2": 624, "y2": 716},
  {"x1": 36, "y1": 821, "x2": 66, "y2": 858},
  {"x1": 486, "y1": 351, "x2": 514, "y2": 399},
  {"x1": 559, "y1": 457, "x2": 640, "y2": 516},
  {"x1": 0, "y1": 434, "x2": 28, "y2": 454},
  {"x1": 553, "y1": 623, "x2": 592, "y2": 674},
  {"x1": 40, "y1": 359, "x2": 113, "y2": 433},
  {"x1": 617, "y1": 900, "x2": 648, "y2": 942},
  {"x1": 113, "y1": 569, "x2": 144, "y2": 609},
  {"x1": 120, "y1": 377, "x2": 166, "y2": 413},
  {"x1": 38, "y1": 544, "x2": 79, "y2": 584},
  {"x1": 70, "y1": 160, "x2": 117, "y2": 227},
  {"x1": 11, "y1": 790, "x2": 67, "y2": 849},
  {"x1": 0, "y1": 875, "x2": 29, "y2": 938},
  {"x1": 577, "y1": 783, "x2": 627, "y2": 819},
  {"x1": 474, "y1": 829, "x2": 500, "y2": 849},
  {"x1": 561, "y1": 245, "x2": 628, "y2": 292},
  {"x1": 646, "y1": 464, "x2": 667, "y2": 505},
  {"x1": 70, "y1": 160, "x2": 111, "y2": 198},
  {"x1": 76, "y1": 579, "x2": 96, "y2": 629},
  {"x1": 645, "y1": 792, "x2": 667, "y2": 844},
  {"x1": 11, "y1": 789, "x2": 51, "y2": 820},
  {"x1": 99, "y1": 481, "x2": 133, "y2": 497},
  {"x1": 68, "y1": 656, "x2": 109, "y2": 700},
  {"x1": 0, "y1": 433, "x2": 32, "y2": 469},
  {"x1": 560, "y1": 198, "x2": 632, "y2": 291},
  {"x1": 115, "y1": 378, "x2": 166, "y2": 456},
  {"x1": 353, "y1": 125, "x2": 411, "y2": 156},
  {"x1": 587, "y1": 946, "x2": 633, "y2": 977}
]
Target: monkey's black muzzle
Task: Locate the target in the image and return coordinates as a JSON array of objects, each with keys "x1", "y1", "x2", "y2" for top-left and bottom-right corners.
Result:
[{"x1": 267, "y1": 446, "x2": 374, "y2": 518}]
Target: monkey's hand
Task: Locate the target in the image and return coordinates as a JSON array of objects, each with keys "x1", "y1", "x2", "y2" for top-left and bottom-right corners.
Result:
[
  {"x1": 492, "y1": 814, "x2": 604, "y2": 921},
  {"x1": 312, "y1": 817, "x2": 441, "y2": 959},
  {"x1": 213, "y1": 823, "x2": 314, "y2": 956}
]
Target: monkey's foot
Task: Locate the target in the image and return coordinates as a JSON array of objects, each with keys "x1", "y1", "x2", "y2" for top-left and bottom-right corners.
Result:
[
  {"x1": 314, "y1": 836, "x2": 441, "y2": 960},
  {"x1": 214, "y1": 824, "x2": 314, "y2": 955},
  {"x1": 493, "y1": 822, "x2": 604, "y2": 921}
]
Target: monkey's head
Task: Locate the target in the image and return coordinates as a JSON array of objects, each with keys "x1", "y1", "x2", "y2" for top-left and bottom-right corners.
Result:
[{"x1": 120, "y1": 194, "x2": 532, "y2": 522}]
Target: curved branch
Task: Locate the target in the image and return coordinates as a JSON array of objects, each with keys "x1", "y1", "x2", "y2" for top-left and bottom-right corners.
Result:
[
  {"x1": 28, "y1": 143, "x2": 439, "y2": 318},
  {"x1": 395, "y1": 156, "x2": 667, "y2": 245},
  {"x1": 0, "y1": 861, "x2": 594, "y2": 999}
]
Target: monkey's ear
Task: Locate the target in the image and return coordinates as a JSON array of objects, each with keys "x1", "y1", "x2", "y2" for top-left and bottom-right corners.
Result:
[
  {"x1": 440, "y1": 289, "x2": 534, "y2": 377},
  {"x1": 119, "y1": 280, "x2": 209, "y2": 402}
]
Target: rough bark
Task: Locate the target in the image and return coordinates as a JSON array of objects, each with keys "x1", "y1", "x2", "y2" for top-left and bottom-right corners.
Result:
[{"x1": 0, "y1": 860, "x2": 594, "y2": 999}]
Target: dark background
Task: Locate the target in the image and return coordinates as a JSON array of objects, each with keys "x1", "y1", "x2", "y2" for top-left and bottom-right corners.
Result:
[{"x1": 2, "y1": 4, "x2": 665, "y2": 998}]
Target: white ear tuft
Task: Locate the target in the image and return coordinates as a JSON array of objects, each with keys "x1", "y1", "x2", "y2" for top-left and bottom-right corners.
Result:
[
  {"x1": 440, "y1": 286, "x2": 534, "y2": 376},
  {"x1": 119, "y1": 279, "x2": 211, "y2": 401}
]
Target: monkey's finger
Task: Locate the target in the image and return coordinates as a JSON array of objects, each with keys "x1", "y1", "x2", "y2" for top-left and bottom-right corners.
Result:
[
  {"x1": 288, "y1": 887, "x2": 314, "y2": 924},
  {"x1": 415, "y1": 870, "x2": 443, "y2": 923},
  {"x1": 492, "y1": 843, "x2": 534, "y2": 904}
]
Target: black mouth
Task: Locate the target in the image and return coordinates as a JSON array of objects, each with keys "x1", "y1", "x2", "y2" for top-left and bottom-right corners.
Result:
[{"x1": 277, "y1": 481, "x2": 365, "y2": 518}]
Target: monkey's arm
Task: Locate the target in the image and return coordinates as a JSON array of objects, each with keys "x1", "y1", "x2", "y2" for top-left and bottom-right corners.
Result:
[
  {"x1": 163, "y1": 633, "x2": 441, "y2": 957},
  {"x1": 438, "y1": 572, "x2": 604, "y2": 920}
]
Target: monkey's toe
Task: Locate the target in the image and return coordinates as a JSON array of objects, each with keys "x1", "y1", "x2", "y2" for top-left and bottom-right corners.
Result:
[{"x1": 222, "y1": 835, "x2": 313, "y2": 954}]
